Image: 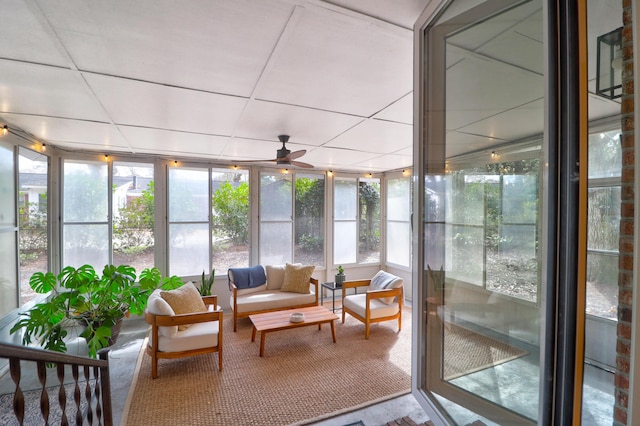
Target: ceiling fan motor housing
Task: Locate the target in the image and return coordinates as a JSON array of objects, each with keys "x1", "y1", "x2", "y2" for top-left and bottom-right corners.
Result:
[{"x1": 277, "y1": 134, "x2": 291, "y2": 161}]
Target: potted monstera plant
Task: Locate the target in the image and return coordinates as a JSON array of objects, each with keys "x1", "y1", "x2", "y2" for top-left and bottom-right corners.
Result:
[{"x1": 11, "y1": 264, "x2": 183, "y2": 358}]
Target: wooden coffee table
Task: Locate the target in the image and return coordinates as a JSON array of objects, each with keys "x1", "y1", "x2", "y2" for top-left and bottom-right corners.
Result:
[{"x1": 249, "y1": 305, "x2": 339, "y2": 356}]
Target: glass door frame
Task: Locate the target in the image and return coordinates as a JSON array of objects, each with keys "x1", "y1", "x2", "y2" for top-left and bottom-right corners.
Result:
[{"x1": 411, "y1": 0, "x2": 587, "y2": 424}]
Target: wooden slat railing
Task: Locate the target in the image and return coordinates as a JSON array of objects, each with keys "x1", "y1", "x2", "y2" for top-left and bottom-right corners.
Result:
[{"x1": 0, "y1": 342, "x2": 113, "y2": 426}]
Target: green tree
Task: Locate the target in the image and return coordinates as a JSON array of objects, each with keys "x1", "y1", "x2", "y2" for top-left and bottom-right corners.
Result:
[{"x1": 211, "y1": 181, "x2": 249, "y2": 245}]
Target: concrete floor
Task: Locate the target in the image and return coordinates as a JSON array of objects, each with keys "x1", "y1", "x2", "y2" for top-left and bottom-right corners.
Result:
[{"x1": 1, "y1": 312, "x2": 615, "y2": 426}]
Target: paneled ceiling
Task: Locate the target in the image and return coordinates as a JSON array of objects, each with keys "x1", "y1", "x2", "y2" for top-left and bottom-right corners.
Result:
[
  {"x1": 0, "y1": 0, "x2": 623, "y2": 172},
  {"x1": 0, "y1": 0, "x2": 426, "y2": 172}
]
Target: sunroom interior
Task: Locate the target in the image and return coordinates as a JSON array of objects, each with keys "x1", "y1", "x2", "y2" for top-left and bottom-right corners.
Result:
[{"x1": 0, "y1": 0, "x2": 626, "y2": 424}]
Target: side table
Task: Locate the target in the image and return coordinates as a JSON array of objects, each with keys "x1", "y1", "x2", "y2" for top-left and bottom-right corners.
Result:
[
  {"x1": 321, "y1": 282, "x2": 340, "y2": 313},
  {"x1": 321, "y1": 282, "x2": 358, "y2": 313}
]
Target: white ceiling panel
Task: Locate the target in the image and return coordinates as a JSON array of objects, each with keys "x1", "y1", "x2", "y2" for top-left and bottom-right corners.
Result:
[
  {"x1": 325, "y1": 119, "x2": 412, "y2": 153},
  {"x1": 83, "y1": 73, "x2": 248, "y2": 135},
  {"x1": 117, "y1": 126, "x2": 229, "y2": 156},
  {"x1": 254, "y1": 6, "x2": 413, "y2": 117},
  {"x1": 38, "y1": 0, "x2": 295, "y2": 96},
  {"x1": 0, "y1": 60, "x2": 109, "y2": 121},
  {"x1": 355, "y1": 154, "x2": 412, "y2": 171},
  {"x1": 1, "y1": 113, "x2": 128, "y2": 148},
  {"x1": 373, "y1": 93, "x2": 413, "y2": 125},
  {"x1": 457, "y1": 98, "x2": 544, "y2": 143},
  {"x1": 445, "y1": 132, "x2": 502, "y2": 158},
  {"x1": 0, "y1": 0, "x2": 71, "y2": 67},
  {"x1": 235, "y1": 100, "x2": 364, "y2": 145},
  {"x1": 301, "y1": 146, "x2": 379, "y2": 168},
  {"x1": 326, "y1": 0, "x2": 428, "y2": 29},
  {"x1": 446, "y1": 50, "x2": 544, "y2": 131}
]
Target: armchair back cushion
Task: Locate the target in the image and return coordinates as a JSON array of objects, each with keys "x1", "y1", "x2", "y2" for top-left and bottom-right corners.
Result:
[
  {"x1": 147, "y1": 290, "x2": 177, "y2": 337},
  {"x1": 369, "y1": 270, "x2": 404, "y2": 304},
  {"x1": 160, "y1": 282, "x2": 207, "y2": 330}
]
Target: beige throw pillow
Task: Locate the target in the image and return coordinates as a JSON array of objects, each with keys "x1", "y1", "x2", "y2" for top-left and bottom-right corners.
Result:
[
  {"x1": 160, "y1": 282, "x2": 207, "y2": 330},
  {"x1": 280, "y1": 263, "x2": 315, "y2": 294}
]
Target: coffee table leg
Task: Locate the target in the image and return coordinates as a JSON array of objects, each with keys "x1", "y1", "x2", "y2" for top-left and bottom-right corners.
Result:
[
  {"x1": 260, "y1": 331, "x2": 266, "y2": 357},
  {"x1": 251, "y1": 326, "x2": 257, "y2": 342},
  {"x1": 331, "y1": 320, "x2": 336, "y2": 343}
]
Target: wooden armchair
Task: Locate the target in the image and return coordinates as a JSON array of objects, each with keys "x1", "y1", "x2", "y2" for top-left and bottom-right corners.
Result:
[
  {"x1": 145, "y1": 292, "x2": 223, "y2": 379},
  {"x1": 341, "y1": 272, "x2": 404, "y2": 339}
]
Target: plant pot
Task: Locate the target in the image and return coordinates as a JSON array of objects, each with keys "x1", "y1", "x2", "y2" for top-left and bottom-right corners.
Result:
[
  {"x1": 335, "y1": 273, "x2": 345, "y2": 287},
  {"x1": 108, "y1": 318, "x2": 125, "y2": 346}
]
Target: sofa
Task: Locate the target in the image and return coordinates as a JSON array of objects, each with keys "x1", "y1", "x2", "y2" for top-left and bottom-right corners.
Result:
[{"x1": 228, "y1": 264, "x2": 319, "y2": 331}]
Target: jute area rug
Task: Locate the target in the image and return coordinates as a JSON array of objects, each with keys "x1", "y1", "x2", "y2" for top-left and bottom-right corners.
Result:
[
  {"x1": 122, "y1": 309, "x2": 412, "y2": 426},
  {"x1": 443, "y1": 323, "x2": 528, "y2": 381}
]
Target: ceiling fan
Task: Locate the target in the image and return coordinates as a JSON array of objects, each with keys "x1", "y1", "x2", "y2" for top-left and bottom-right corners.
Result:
[{"x1": 238, "y1": 135, "x2": 313, "y2": 168}]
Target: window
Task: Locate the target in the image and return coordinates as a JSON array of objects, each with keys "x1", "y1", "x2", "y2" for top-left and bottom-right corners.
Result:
[
  {"x1": 294, "y1": 174, "x2": 325, "y2": 266},
  {"x1": 112, "y1": 161, "x2": 154, "y2": 273},
  {"x1": 359, "y1": 178, "x2": 380, "y2": 263},
  {"x1": 334, "y1": 177, "x2": 357, "y2": 265},
  {"x1": 334, "y1": 176, "x2": 381, "y2": 266},
  {"x1": 19, "y1": 148, "x2": 48, "y2": 305},
  {"x1": 259, "y1": 172, "x2": 293, "y2": 265},
  {"x1": 168, "y1": 167, "x2": 210, "y2": 276},
  {"x1": 62, "y1": 159, "x2": 109, "y2": 267},
  {"x1": 386, "y1": 175, "x2": 411, "y2": 267},
  {"x1": 0, "y1": 140, "x2": 18, "y2": 316},
  {"x1": 587, "y1": 130, "x2": 621, "y2": 320},
  {"x1": 446, "y1": 158, "x2": 540, "y2": 301},
  {"x1": 211, "y1": 168, "x2": 249, "y2": 271}
]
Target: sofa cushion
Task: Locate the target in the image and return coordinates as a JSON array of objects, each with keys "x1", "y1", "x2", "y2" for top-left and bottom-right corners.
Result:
[
  {"x1": 160, "y1": 282, "x2": 207, "y2": 330},
  {"x1": 265, "y1": 264, "x2": 286, "y2": 290},
  {"x1": 343, "y1": 293, "x2": 400, "y2": 319},
  {"x1": 369, "y1": 271, "x2": 403, "y2": 305},
  {"x1": 236, "y1": 283, "x2": 268, "y2": 296},
  {"x1": 281, "y1": 263, "x2": 315, "y2": 294},
  {"x1": 152, "y1": 321, "x2": 220, "y2": 353},
  {"x1": 232, "y1": 290, "x2": 316, "y2": 314},
  {"x1": 147, "y1": 289, "x2": 178, "y2": 337}
]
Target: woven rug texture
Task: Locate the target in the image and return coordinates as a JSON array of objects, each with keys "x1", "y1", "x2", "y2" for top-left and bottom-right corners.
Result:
[
  {"x1": 123, "y1": 309, "x2": 412, "y2": 426},
  {"x1": 443, "y1": 323, "x2": 528, "y2": 380}
]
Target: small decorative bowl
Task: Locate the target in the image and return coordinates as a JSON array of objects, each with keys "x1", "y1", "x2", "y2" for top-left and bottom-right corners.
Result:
[{"x1": 289, "y1": 312, "x2": 305, "y2": 323}]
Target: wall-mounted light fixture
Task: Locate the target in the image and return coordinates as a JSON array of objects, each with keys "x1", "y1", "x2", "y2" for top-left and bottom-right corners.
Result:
[
  {"x1": 104, "y1": 154, "x2": 110, "y2": 161},
  {"x1": 174, "y1": 160, "x2": 178, "y2": 166},
  {"x1": 2, "y1": 125, "x2": 7, "y2": 136},
  {"x1": 327, "y1": 170, "x2": 333, "y2": 176},
  {"x1": 596, "y1": 26, "x2": 623, "y2": 100},
  {"x1": 283, "y1": 168, "x2": 289, "y2": 174},
  {"x1": 233, "y1": 165, "x2": 238, "y2": 170}
]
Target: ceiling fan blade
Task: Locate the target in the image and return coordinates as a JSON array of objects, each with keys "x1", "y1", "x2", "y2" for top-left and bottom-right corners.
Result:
[
  {"x1": 285, "y1": 149, "x2": 307, "y2": 161},
  {"x1": 235, "y1": 158, "x2": 278, "y2": 163},
  {"x1": 290, "y1": 160, "x2": 314, "y2": 168}
]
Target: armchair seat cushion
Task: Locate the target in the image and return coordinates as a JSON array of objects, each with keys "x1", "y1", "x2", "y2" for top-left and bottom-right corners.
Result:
[
  {"x1": 231, "y1": 290, "x2": 316, "y2": 314},
  {"x1": 343, "y1": 294, "x2": 400, "y2": 319},
  {"x1": 154, "y1": 321, "x2": 220, "y2": 353}
]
